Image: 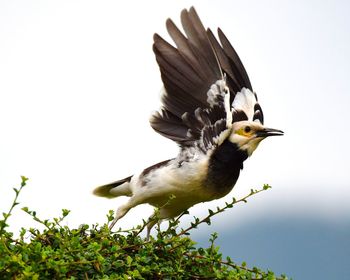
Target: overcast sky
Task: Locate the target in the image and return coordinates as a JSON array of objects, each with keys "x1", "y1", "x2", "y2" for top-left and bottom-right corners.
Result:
[{"x1": 1, "y1": 1, "x2": 349, "y2": 271}]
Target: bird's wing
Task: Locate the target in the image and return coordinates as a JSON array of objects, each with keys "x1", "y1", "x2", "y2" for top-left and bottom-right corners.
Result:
[{"x1": 150, "y1": 7, "x2": 259, "y2": 153}]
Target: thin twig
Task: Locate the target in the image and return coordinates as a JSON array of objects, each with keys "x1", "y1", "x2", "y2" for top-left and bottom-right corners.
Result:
[{"x1": 177, "y1": 186, "x2": 270, "y2": 237}]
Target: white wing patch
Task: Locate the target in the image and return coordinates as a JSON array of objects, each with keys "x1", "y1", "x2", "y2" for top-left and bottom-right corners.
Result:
[
  {"x1": 203, "y1": 78, "x2": 233, "y2": 150},
  {"x1": 206, "y1": 78, "x2": 233, "y2": 129},
  {"x1": 206, "y1": 79, "x2": 226, "y2": 107},
  {"x1": 231, "y1": 88, "x2": 257, "y2": 121},
  {"x1": 224, "y1": 89, "x2": 232, "y2": 128}
]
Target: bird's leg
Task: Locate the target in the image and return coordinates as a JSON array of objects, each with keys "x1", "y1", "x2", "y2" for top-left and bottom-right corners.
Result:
[
  {"x1": 146, "y1": 218, "x2": 157, "y2": 241},
  {"x1": 146, "y1": 209, "x2": 168, "y2": 241},
  {"x1": 109, "y1": 197, "x2": 141, "y2": 230},
  {"x1": 174, "y1": 210, "x2": 189, "y2": 223},
  {"x1": 109, "y1": 195, "x2": 145, "y2": 230},
  {"x1": 109, "y1": 205, "x2": 129, "y2": 230}
]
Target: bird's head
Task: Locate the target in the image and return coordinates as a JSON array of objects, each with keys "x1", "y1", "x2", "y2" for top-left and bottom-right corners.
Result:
[
  {"x1": 229, "y1": 121, "x2": 283, "y2": 156},
  {"x1": 228, "y1": 88, "x2": 283, "y2": 156}
]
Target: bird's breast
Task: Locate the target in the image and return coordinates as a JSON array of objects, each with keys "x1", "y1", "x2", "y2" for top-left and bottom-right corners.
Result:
[
  {"x1": 139, "y1": 156, "x2": 216, "y2": 205},
  {"x1": 205, "y1": 140, "x2": 248, "y2": 196}
]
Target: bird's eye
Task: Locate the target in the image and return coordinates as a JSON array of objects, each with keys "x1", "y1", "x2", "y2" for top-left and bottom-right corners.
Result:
[{"x1": 244, "y1": 126, "x2": 251, "y2": 133}]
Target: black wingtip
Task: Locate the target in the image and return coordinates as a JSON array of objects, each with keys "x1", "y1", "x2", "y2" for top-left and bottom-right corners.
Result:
[
  {"x1": 217, "y1": 28, "x2": 230, "y2": 44},
  {"x1": 153, "y1": 33, "x2": 161, "y2": 42},
  {"x1": 165, "y1": 18, "x2": 173, "y2": 28},
  {"x1": 189, "y1": 6, "x2": 197, "y2": 14},
  {"x1": 166, "y1": 18, "x2": 178, "y2": 35},
  {"x1": 217, "y1": 28, "x2": 227, "y2": 49},
  {"x1": 180, "y1": 8, "x2": 186, "y2": 18}
]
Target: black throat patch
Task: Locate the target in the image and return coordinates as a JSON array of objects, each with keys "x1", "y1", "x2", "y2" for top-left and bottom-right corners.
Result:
[{"x1": 206, "y1": 140, "x2": 248, "y2": 195}]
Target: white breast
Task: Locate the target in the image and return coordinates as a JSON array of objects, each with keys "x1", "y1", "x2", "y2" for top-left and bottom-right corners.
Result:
[{"x1": 131, "y1": 155, "x2": 213, "y2": 208}]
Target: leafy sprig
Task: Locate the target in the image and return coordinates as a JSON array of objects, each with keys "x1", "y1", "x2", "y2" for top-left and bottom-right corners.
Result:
[
  {"x1": 0, "y1": 176, "x2": 28, "y2": 235},
  {"x1": 176, "y1": 185, "x2": 272, "y2": 237},
  {"x1": 0, "y1": 178, "x2": 288, "y2": 279}
]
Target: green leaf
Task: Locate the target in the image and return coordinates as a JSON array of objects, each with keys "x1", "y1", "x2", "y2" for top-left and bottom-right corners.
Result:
[
  {"x1": 62, "y1": 209, "x2": 70, "y2": 217},
  {"x1": 126, "y1": 255, "x2": 133, "y2": 266},
  {"x1": 2, "y1": 212, "x2": 10, "y2": 219},
  {"x1": 0, "y1": 182, "x2": 287, "y2": 279},
  {"x1": 20, "y1": 176, "x2": 29, "y2": 187}
]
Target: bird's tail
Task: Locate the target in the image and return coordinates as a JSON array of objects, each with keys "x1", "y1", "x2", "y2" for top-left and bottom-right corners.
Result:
[{"x1": 93, "y1": 175, "x2": 132, "y2": 198}]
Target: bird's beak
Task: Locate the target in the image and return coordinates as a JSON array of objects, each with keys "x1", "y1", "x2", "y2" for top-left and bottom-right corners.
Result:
[{"x1": 256, "y1": 127, "x2": 284, "y2": 138}]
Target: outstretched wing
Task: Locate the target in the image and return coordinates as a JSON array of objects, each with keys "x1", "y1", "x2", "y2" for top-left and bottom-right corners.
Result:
[{"x1": 150, "y1": 7, "x2": 257, "y2": 153}]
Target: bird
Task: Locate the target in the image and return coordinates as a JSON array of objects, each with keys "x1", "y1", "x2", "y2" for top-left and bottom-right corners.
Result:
[{"x1": 93, "y1": 7, "x2": 283, "y2": 237}]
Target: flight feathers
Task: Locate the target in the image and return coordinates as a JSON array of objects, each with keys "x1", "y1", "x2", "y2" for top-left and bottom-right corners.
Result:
[{"x1": 151, "y1": 7, "x2": 253, "y2": 148}]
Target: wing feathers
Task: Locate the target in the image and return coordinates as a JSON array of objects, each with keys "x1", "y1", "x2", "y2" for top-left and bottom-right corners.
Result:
[
  {"x1": 150, "y1": 110, "x2": 189, "y2": 142},
  {"x1": 151, "y1": 7, "x2": 256, "y2": 153},
  {"x1": 166, "y1": 19, "x2": 208, "y2": 81},
  {"x1": 153, "y1": 34, "x2": 202, "y2": 86},
  {"x1": 180, "y1": 8, "x2": 222, "y2": 79},
  {"x1": 207, "y1": 28, "x2": 235, "y2": 85},
  {"x1": 217, "y1": 28, "x2": 252, "y2": 91}
]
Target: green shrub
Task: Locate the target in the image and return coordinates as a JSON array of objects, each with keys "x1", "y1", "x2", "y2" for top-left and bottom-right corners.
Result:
[{"x1": 0, "y1": 177, "x2": 288, "y2": 279}]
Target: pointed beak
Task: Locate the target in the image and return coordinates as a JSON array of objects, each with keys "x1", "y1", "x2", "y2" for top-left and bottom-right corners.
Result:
[{"x1": 256, "y1": 127, "x2": 284, "y2": 138}]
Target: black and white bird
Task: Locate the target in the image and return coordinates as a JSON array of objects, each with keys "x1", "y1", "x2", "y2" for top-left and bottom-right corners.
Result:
[{"x1": 93, "y1": 7, "x2": 283, "y2": 236}]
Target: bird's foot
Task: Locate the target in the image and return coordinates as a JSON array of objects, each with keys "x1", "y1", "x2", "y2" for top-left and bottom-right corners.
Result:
[{"x1": 109, "y1": 217, "x2": 118, "y2": 230}]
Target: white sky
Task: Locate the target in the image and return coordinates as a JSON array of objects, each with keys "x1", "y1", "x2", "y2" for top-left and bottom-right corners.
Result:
[{"x1": 1, "y1": 0, "x2": 349, "y2": 234}]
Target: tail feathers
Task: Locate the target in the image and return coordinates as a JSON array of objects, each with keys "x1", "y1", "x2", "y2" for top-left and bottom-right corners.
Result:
[{"x1": 93, "y1": 175, "x2": 132, "y2": 198}]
